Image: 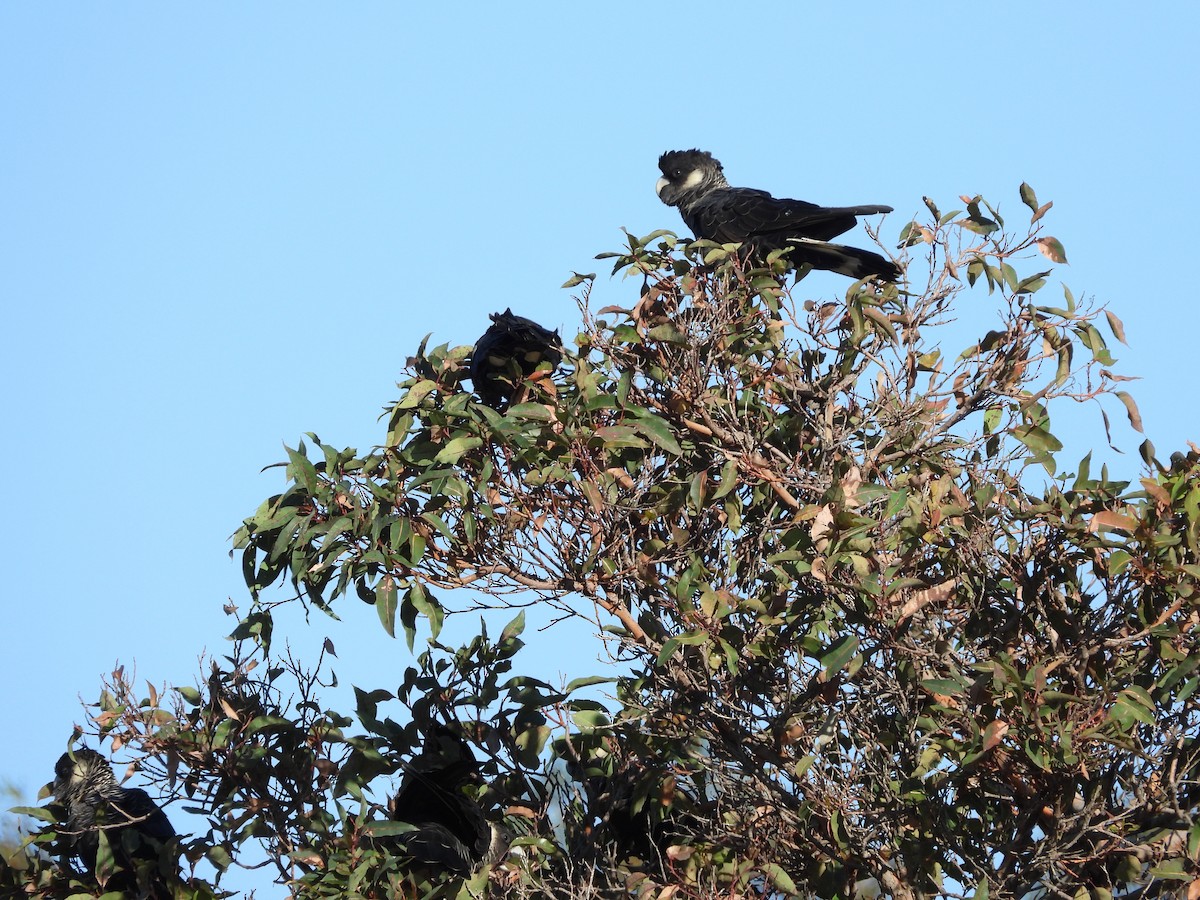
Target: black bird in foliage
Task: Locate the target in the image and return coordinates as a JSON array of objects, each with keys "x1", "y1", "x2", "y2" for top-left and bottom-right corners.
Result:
[
  {"x1": 656, "y1": 149, "x2": 902, "y2": 281},
  {"x1": 470, "y1": 309, "x2": 563, "y2": 409},
  {"x1": 386, "y1": 727, "x2": 508, "y2": 876},
  {"x1": 52, "y1": 747, "x2": 177, "y2": 898}
]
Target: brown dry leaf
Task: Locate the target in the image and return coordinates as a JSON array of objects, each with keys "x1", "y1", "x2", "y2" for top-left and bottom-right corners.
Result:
[
  {"x1": 810, "y1": 504, "x2": 834, "y2": 550},
  {"x1": 811, "y1": 557, "x2": 828, "y2": 583},
  {"x1": 1088, "y1": 511, "x2": 1138, "y2": 534},
  {"x1": 1140, "y1": 478, "x2": 1172, "y2": 510},
  {"x1": 897, "y1": 577, "x2": 958, "y2": 623},
  {"x1": 1035, "y1": 236, "x2": 1068, "y2": 263},
  {"x1": 1105, "y1": 309, "x2": 1128, "y2": 345},
  {"x1": 983, "y1": 719, "x2": 1010, "y2": 752},
  {"x1": 1116, "y1": 390, "x2": 1144, "y2": 433},
  {"x1": 841, "y1": 466, "x2": 863, "y2": 508},
  {"x1": 780, "y1": 717, "x2": 804, "y2": 745},
  {"x1": 1031, "y1": 200, "x2": 1054, "y2": 223},
  {"x1": 581, "y1": 480, "x2": 605, "y2": 512}
]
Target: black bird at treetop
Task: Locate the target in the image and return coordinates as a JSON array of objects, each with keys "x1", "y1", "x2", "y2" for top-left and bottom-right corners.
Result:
[
  {"x1": 469, "y1": 309, "x2": 563, "y2": 409},
  {"x1": 656, "y1": 149, "x2": 902, "y2": 281},
  {"x1": 386, "y1": 727, "x2": 509, "y2": 876},
  {"x1": 52, "y1": 747, "x2": 177, "y2": 898}
]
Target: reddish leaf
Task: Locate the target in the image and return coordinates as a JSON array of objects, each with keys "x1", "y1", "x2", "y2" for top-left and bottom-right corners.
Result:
[{"x1": 1031, "y1": 200, "x2": 1054, "y2": 223}]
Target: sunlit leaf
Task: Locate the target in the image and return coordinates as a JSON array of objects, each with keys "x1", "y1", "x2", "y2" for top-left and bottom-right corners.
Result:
[
  {"x1": 1036, "y1": 236, "x2": 1068, "y2": 263},
  {"x1": 376, "y1": 576, "x2": 398, "y2": 637}
]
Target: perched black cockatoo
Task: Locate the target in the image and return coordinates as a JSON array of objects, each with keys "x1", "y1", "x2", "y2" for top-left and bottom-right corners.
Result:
[
  {"x1": 656, "y1": 149, "x2": 902, "y2": 281},
  {"x1": 386, "y1": 727, "x2": 508, "y2": 876},
  {"x1": 469, "y1": 309, "x2": 563, "y2": 409},
  {"x1": 52, "y1": 748, "x2": 177, "y2": 898}
]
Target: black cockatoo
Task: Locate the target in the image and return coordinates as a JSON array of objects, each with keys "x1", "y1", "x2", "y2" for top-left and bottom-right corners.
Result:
[
  {"x1": 469, "y1": 309, "x2": 563, "y2": 409},
  {"x1": 386, "y1": 727, "x2": 508, "y2": 876},
  {"x1": 52, "y1": 747, "x2": 177, "y2": 898},
  {"x1": 656, "y1": 149, "x2": 901, "y2": 281}
]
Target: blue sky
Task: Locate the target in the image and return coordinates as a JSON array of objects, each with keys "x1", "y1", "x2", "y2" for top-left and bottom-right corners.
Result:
[{"x1": 2, "y1": 4, "x2": 1197, "y2": 895}]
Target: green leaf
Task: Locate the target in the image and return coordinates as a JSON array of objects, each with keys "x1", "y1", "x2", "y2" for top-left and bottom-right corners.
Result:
[
  {"x1": 1113, "y1": 694, "x2": 1155, "y2": 726},
  {"x1": 921, "y1": 678, "x2": 966, "y2": 697},
  {"x1": 507, "y1": 402, "x2": 555, "y2": 421},
  {"x1": 565, "y1": 675, "x2": 616, "y2": 692},
  {"x1": 820, "y1": 636, "x2": 860, "y2": 677},
  {"x1": 396, "y1": 379, "x2": 438, "y2": 409},
  {"x1": 711, "y1": 457, "x2": 739, "y2": 499},
  {"x1": 656, "y1": 631, "x2": 706, "y2": 665},
  {"x1": 1012, "y1": 423, "x2": 1063, "y2": 456},
  {"x1": 433, "y1": 435, "x2": 483, "y2": 464},
  {"x1": 1019, "y1": 182, "x2": 1038, "y2": 213},
  {"x1": 958, "y1": 216, "x2": 999, "y2": 236},
  {"x1": 376, "y1": 576, "x2": 398, "y2": 637},
  {"x1": 646, "y1": 323, "x2": 688, "y2": 344},
  {"x1": 206, "y1": 843, "x2": 233, "y2": 872},
  {"x1": 500, "y1": 610, "x2": 526, "y2": 643},
  {"x1": 761, "y1": 863, "x2": 797, "y2": 894},
  {"x1": 408, "y1": 582, "x2": 443, "y2": 640},
  {"x1": 362, "y1": 820, "x2": 419, "y2": 837},
  {"x1": 176, "y1": 686, "x2": 202, "y2": 705},
  {"x1": 285, "y1": 444, "x2": 320, "y2": 495},
  {"x1": 1015, "y1": 271, "x2": 1051, "y2": 294},
  {"x1": 632, "y1": 414, "x2": 683, "y2": 455},
  {"x1": 571, "y1": 709, "x2": 611, "y2": 731},
  {"x1": 561, "y1": 272, "x2": 595, "y2": 289},
  {"x1": 8, "y1": 805, "x2": 57, "y2": 823}
]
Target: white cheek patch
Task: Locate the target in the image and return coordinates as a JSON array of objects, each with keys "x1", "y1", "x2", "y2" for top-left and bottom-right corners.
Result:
[
  {"x1": 682, "y1": 168, "x2": 705, "y2": 189},
  {"x1": 655, "y1": 176, "x2": 670, "y2": 197}
]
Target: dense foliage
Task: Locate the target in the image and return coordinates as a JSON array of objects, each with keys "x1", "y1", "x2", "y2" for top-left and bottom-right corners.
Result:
[{"x1": 6, "y1": 188, "x2": 1199, "y2": 900}]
